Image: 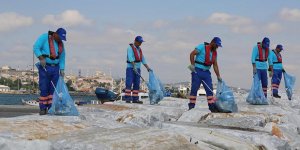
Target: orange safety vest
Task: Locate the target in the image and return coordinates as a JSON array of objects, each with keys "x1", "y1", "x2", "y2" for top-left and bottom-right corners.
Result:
[
  {"x1": 195, "y1": 42, "x2": 217, "y2": 66},
  {"x1": 127, "y1": 43, "x2": 143, "y2": 63},
  {"x1": 256, "y1": 42, "x2": 269, "y2": 62},
  {"x1": 48, "y1": 31, "x2": 63, "y2": 60},
  {"x1": 272, "y1": 50, "x2": 282, "y2": 64}
]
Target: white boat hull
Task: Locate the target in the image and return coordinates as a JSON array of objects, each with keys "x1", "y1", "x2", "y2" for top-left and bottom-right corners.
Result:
[
  {"x1": 120, "y1": 92, "x2": 149, "y2": 100},
  {"x1": 22, "y1": 99, "x2": 39, "y2": 106}
]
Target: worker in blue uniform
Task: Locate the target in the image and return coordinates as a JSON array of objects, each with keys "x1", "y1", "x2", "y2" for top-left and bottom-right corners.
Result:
[
  {"x1": 251, "y1": 37, "x2": 272, "y2": 98},
  {"x1": 269, "y1": 44, "x2": 285, "y2": 98},
  {"x1": 33, "y1": 28, "x2": 67, "y2": 115},
  {"x1": 188, "y1": 37, "x2": 222, "y2": 112},
  {"x1": 125, "y1": 36, "x2": 151, "y2": 104}
]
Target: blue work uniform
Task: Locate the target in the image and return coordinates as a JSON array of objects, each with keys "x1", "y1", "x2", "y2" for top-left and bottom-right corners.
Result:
[
  {"x1": 189, "y1": 43, "x2": 218, "y2": 112},
  {"x1": 269, "y1": 50, "x2": 283, "y2": 95},
  {"x1": 125, "y1": 44, "x2": 147, "y2": 102},
  {"x1": 251, "y1": 44, "x2": 270, "y2": 97},
  {"x1": 33, "y1": 32, "x2": 66, "y2": 111}
]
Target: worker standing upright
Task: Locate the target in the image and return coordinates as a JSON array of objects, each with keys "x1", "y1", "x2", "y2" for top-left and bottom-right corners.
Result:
[
  {"x1": 251, "y1": 37, "x2": 272, "y2": 98},
  {"x1": 124, "y1": 36, "x2": 151, "y2": 104},
  {"x1": 269, "y1": 44, "x2": 285, "y2": 98}
]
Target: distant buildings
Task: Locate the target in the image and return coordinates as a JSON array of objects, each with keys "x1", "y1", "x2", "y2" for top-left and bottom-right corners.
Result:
[
  {"x1": 1, "y1": 65, "x2": 12, "y2": 71},
  {"x1": 64, "y1": 70, "x2": 115, "y2": 93},
  {"x1": 0, "y1": 65, "x2": 149, "y2": 94},
  {"x1": 0, "y1": 85, "x2": 10, "y2": 92}
]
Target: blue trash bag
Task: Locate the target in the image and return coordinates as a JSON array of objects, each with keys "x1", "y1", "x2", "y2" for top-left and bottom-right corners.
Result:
[
  {"x1": 216, "y1": 81, "x2": 238, "y2": 112},
  {"x1": 283, "y1": 72, "x2": 296, "y2": 100},
  {"x1": 48, "y1": 77, "x2": 79, "y2": 116},
  {"x1": 147, "y1": 71, "x2": 165, "y2": 105},
  {"x1": 158, "y1": 78, "x2": 166, "y2": 96},
  {"x1": 246, "y1": 74, "x2": 269, "y2": 105}
]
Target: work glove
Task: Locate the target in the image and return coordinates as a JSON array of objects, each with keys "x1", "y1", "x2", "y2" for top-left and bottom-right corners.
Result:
[
  {"x1": 268, "y1": 71, "x2": 273, "y2": 78},
  {"x1": 147, "y1": 67, "x2": 152, "y2": 72},
  {"x1": 217, "y1": 77, "x2": 222, "y2": 82},
  {"x1": 253, "y1": 67, "x2": 257, "y2": 75},
  {"x1": 268, "y1": 67, "x2": 273, "y2": 77},
  {"x1": 39, "y1": 56, "x2": 46, "y2": 68},
  {"x1": 282, "y1": 69, "x2": 286, "y2": 73},
  {"x1": 60, "y1": 70, "x2": 65, "y2": 77},
  {"x1": 188, "y1": 64, "x2": 196, "y2": 73}
]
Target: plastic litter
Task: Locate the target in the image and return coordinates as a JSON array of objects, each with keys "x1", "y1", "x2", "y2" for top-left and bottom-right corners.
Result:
[
  {"x1": 215, "y1": 81, "x2": 238, "y2": 112},
  {"x1": 48, "y1": 77, "x2": 79, "y2": 116},
  {"x1": 147, "y1": 71, "x2": 165, "y2": 105},
  {"x1": 283, "y1": 72, "x2": 296, "y2": 100},
  {"x1": 246, "y1": 74, "x2": 269, "y2": 105}
]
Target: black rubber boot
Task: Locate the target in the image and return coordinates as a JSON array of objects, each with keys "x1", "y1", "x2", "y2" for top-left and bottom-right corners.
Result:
[
  {"x1": 208, "y1": 103, "x2": 219, "y2": 113},
  {"x1": 273, "y1": 94, "x2": 281, "y2": 98},
  {"x1": 39, "y1": 109, "x2": 47, "y2": 115},
  {"x1": 132, "y1": 100, "x2": 143, "y2": 104},
  {"x1": 188, "y1": 103, "x2": 195, "y2": 110}
]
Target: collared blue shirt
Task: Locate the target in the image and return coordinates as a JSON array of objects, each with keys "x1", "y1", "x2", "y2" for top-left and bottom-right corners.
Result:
[
  {"x1": 269, "y1": 50, "x2": 283, "y2": 70},
  {"x1": 33, "y1": 33, "x2": 66, "y2": 70},
  {"x1": 126, "y1": 44, "x2": 147, "y2": 68},
  {"x1": 194, "y1": 43, "x2": 216, "y2": 70},
  {"x1": 251, "y1": 44, "x2": 270, "y2": 70}
]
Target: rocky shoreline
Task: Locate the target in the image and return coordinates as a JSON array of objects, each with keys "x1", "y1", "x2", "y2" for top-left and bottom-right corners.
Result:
[{"x1": 0, "y1": 91, "x2": 299, "y2": 149}]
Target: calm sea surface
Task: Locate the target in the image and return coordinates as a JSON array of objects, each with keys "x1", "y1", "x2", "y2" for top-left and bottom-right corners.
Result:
[{"x1": 0, "y1": 93, "x2": 97, "y2": 105}]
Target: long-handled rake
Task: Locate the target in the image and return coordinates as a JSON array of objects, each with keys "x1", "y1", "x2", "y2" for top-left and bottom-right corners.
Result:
[{"x1": 134, "y1": 69, "x2": 146, "y2": 82}]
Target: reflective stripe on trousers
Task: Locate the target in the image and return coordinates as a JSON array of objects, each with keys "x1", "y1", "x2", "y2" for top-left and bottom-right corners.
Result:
[
  {"x1": 257, "y1": 69, "x2": 268, "y2": 98},
  {"x1": 125, "y1": 68, "x2": 141, "y2": 102},
  {"x1": 272, "y1": 69, "x2": 282, "y2": 95},
  {"x1": 189, "y1": 68, "x2": 214, "y2": 104},
  {"x1": 38, "y1": 64, "x2": 59, "y2": 110}
]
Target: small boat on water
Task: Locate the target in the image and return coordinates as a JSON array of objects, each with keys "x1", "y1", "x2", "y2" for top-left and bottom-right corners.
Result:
[
  {"x1": 95, "y1": 87, "x2": 117, "y2": 104},
  {"x1": 119, "y1": 92, "x2": 149, "y2": 101},
  {"x1": 197, "y1": 84, "x2": 217, "y2": 96},
  {"x1": 22, "y1": 99, "x2": 39, "y2": 106},
  {"x1": 178, "y1": 84, "x2": 217, "y2": 96},
  {"x1": 74, "y1": 100, "x2": 89, "y2": 106},
  {"x1": 22, "y1": 99, "x2": 87, "y2": 106}
]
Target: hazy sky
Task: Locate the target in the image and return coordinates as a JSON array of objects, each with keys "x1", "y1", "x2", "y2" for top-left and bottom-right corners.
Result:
[{"x1": 0, "y1": 0, "x2": 299, "y2": 89}]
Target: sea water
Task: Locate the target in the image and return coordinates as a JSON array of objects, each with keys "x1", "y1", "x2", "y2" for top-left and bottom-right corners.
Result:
[{"x1": 0, "y1": 93, "x2": 97, "y2": 105}]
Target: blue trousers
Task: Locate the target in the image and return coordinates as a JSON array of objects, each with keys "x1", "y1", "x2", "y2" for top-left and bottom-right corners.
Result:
[
  {"x1": 38, "y1": 65, "x2": 59, "y2": 110},
  {"x1": 125, "y1": 68, "x2": 141, "y2": 102},
  {"x1": 272, "y1": 69, "x2": 282, "y2": 95},
  {"x1": 257, "y1": 69, "x2": 268, "y2": 97},
  {"x1": 189, "y1": 68, "x2": 215, "y2": 105}
]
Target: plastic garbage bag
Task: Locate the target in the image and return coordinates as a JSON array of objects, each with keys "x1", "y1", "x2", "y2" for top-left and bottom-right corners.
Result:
[
  {"x1": 48, "y1": 77, "x2": 79, "y2": 116},
  {"x1": 159, "y1": 78, "x2": 166, "y2": 96},
  {"x1": 283, "y1": 72, "x2": 296, "y2": 100},
  {"x1": 246, "y1": 74, "x2": 269, "y2": 105},
  {"x1": 216, "y1": 81, "x2": 238, "y2": 112},
  {"x1": 147, "y1": 71, "x2": 165, "y2": 105}
]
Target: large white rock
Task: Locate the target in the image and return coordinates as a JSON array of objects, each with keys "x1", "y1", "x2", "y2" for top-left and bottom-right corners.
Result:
[{"x1": 0, "y1": 90, "x2": 299, "y2": 149}]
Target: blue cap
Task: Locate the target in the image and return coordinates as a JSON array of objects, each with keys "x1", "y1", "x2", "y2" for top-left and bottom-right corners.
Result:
[
  {"x1": 135, "y1": 36, "x2": 144, "y2": 43},
  {"x1": 262, "y1": 37, "x2": 270, "y2": 49},
  {"x1": 276, "y1": 44, "x2": 283, "y2": 50},
  {"x1": 213, "y1": 37, "x2": 222, "y2": 47},
  {"x1": 56, "y1": 28, "x2": 67, "y2": 41},
  {"x1": 262, "y1": 37, "x2": 270, "y2": 44}
]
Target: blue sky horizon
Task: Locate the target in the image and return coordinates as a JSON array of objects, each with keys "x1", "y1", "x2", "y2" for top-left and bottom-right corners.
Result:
[{"x1": 0, "y1": 0, "x2": 299, "y2": 89}]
